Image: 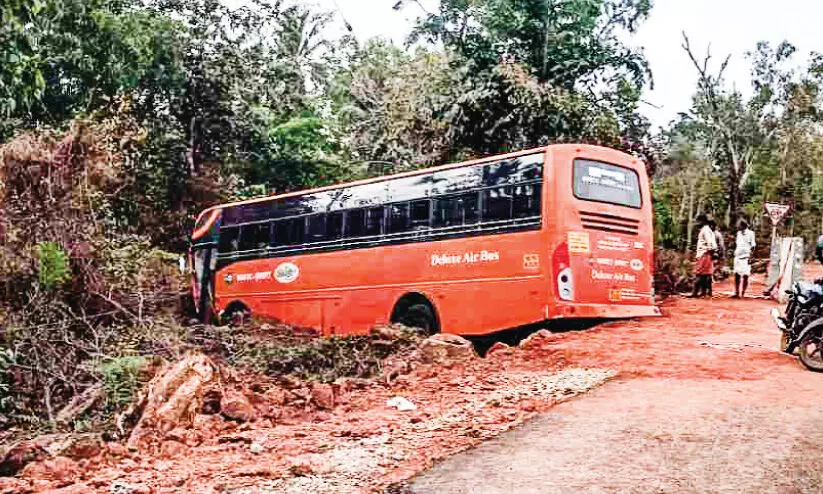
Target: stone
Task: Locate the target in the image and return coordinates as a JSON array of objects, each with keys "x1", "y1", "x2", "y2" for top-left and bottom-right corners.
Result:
[
  {"x1": 310, "y1": 383, "x2": 335, "y2": 410},
  {"x1": 22, "y1": 456, "x2": 76, "y2": 482},
  {"x1": 485, "y1": 341, "x2": 511, "y2": 356},
  {"x1": 221, "y1": 389, "x2": 258, "y2": 422},
  {"x1": 160, "y1": 440, "x2": 187, "y2": 458},
  {"x1": 518, "y1": 329, "x2": 558, "y2": 349},
  {"x1": 417, "y1": 334, "x2": 477, "y2": 364},
  {"x1": 0, "y1": 440, "x2": 46, "y2": 476},
  {"x1": 60, "y1": 433, "x2": 104, "y2": 459},
  {"x1": 263, "y1": 387, "x2": 287, "y2": 407},
  {"x1": 249, "y1": 443, "x2": 265, "y2": 455}
]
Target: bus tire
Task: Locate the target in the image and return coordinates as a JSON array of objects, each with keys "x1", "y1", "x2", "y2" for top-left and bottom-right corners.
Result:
[
  {"x1": 392, "y1": 298, "x2": 438, "y2": 335},
  {"x1": 222, "y1": 302, "x2": 251, "y2": 327}
]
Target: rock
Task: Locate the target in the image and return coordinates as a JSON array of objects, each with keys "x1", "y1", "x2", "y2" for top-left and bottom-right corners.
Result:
[
  {"x1": 249, "y1": 443, "x2": 265, "y2": 455},
  {"x1": 110, "y1": 480, "x2": 151, "y2": 494},
  {"x1": 0, "y1": 440, "x2": 46, "y2": 476},
  {"x1": 386, "y1": 396, "x2": 417, "y2": 412},
  {"x1": 55, "y1": 385, "x2": 105, "y2": 425},
  {"x1": 160, "y1": 440, "x2": 187, "y2": 458},
  {"x1": 22, "y1": 456, "x2": 76, "y2": 482},
  {"x1": 518, "y1": 329, "x2": 557, "y2": 349},
  {"x1": 263, "y1": 387, "x2": 287, "y2": 407},
  {"x1": 417, "y1": 334, "x2": 477, "y2": 364},
  {"x1": 310, "y1": 383, "x2": 335, "y2": 410},
  {"x1": 59, "y1": 433, "x2": 104, "y2": 459},
  {"x1": 485, "y1": 341, "x2": 511, "y2": 356},
  {"x1": 126, "y1": 353, "x2": 219, "y2": 449},
  {"x1": 221, "y1": 389, "x2": 258, "y2": 422}
]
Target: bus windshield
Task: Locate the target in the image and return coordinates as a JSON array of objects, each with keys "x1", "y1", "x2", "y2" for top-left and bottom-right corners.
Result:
[{"x1": 573, "y1": 159, "x2": 641, "y2": 208}]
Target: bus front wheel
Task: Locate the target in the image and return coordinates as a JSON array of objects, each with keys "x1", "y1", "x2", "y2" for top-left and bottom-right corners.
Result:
[
  {"x1": 222, "y1": 303, "x2": 251, "y2": 327},
  {"x1": 393, "y1": 302, "x2": 438, "y2": 335}
]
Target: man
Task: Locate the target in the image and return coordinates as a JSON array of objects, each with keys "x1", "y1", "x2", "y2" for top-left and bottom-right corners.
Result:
[
  {"x1": 732, "y1": 220, "x2": 756, "y2": 298},
  {"x1": 690, "y1": 214, "x2": 717, "y2": 298}
]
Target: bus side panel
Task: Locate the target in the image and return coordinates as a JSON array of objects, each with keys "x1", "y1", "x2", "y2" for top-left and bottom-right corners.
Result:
[{"x1": 213, "y1": 229, "x2": 550, "y2": 335}]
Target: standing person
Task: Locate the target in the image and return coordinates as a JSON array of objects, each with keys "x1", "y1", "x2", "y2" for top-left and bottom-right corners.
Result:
[
  {"x1": 689, "y1": 214, "x2": 717, "y2": 298},
  {"x1": 815, "y1": 233, "x2": 823, "y2": 266},
  {"x1": 733, "y1": 220, "x2": 756, "y2": 298}
]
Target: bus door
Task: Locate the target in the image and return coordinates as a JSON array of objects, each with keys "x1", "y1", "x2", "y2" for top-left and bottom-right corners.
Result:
[{"x1": 558, "y1": 157, "x2": 653, "y2": 308}]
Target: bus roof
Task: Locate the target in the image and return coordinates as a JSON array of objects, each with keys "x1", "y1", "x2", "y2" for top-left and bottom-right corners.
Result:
[{"x1": 194, "y1": 144, "x2": 641, "y2": 224}]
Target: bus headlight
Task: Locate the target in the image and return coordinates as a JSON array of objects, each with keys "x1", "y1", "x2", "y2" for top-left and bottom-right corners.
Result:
[{"x1": 557, "y1": 267, "x2": 574, "y2": 301}]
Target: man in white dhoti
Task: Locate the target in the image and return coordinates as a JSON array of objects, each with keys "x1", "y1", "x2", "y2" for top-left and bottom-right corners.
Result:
[{"x1": 733, "y1": 220, "x2": 756, "y2": 298}]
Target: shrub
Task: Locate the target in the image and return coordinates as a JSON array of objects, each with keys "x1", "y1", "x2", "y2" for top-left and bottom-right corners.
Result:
[
  {"x1": 37, "y1": 242, "x2": 71, "y2": 290},
  {"x1": 98, "y1": 356, "x2": 151, "y2": 410}
]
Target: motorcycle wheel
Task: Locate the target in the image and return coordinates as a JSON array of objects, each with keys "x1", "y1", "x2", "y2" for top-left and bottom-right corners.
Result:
[{"x1": 798, "y1": 330, "x2": 823, "y2": 372}]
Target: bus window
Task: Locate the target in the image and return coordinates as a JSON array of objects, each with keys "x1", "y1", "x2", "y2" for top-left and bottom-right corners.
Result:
[
  {"x1": 274, "y1": 218, "x2": 305, "y2": 246},
  {"x1": 482, "y1": 186, "x2": 513, "y2": 222},
  {"x1": 513, "y1": 184, "x2": 541, "y2": 218},
  {"x1": 327, "y1": 212, "x2": 344, "y2": 240},
  {"x1": 307, "y1": 215, "x2": 326, "y2": 243},
  {"x1": 238, "y1": 223, "x2": 270, "y2": 251},
  {"x1": 218, "y1": 226, "x2": 240, "y2": 253},
  {"x1": 389, "y1": 203, "x2": 410, "y2": 233},
  {"x1": 573, "y1": 159, "x2": 641, "y2": 208},
  {"x1": 364, "y1": 207, "x2": 384, "y2": 236},
  {"x1": 345, "y1": 209, "x2": 365, "y2": 238},
  {"x1": 434, "y1": 192, "x2": 479, "y2": 227},
  {"x1": 410, "y1": 200, "x2": 430, "y2": 230}
]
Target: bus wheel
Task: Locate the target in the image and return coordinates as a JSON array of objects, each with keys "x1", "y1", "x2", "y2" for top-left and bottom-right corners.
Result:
[
  {"x1": 394, "y1": 303, "x2": 438, "y2": 335},
  {"x1": 222, "y1": 303, "x2": 251, "y2": 327}
]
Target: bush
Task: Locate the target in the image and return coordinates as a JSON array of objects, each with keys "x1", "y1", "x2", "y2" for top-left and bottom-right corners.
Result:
[
  {"x1": 37, "y1": 242, "x2": 71, "y2": 290},
  {"x1": 98, "y1": 356, "x2": 151, "y2": 410},
  {"x1": 655, "y1": 248, "x2": 694, "y2": 297}
]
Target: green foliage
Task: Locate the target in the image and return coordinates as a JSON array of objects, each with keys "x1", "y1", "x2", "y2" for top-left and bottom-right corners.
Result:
[
  {"x1": 97, "y1": 356, "x2": 150, "y2": 409},
  {"x1": 37, "y1": 242, "x2": 70, "y2": 290}
]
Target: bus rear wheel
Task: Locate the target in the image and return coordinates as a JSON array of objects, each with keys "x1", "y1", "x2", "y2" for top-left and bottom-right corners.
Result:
[{"x1": 393, "y1": 303, "x2": 437, "y2": 335}]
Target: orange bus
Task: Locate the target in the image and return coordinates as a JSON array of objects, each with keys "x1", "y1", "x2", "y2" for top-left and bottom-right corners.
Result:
[{"x1": 189, "y1": 144, "x2": 660, "y2": 335}]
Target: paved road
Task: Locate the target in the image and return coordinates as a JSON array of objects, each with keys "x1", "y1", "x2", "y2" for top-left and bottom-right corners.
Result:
[{"x1": 407, "y1": 290, "x2": 823, "y2": 493}]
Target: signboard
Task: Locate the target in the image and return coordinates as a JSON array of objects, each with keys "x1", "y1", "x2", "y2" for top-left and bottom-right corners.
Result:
[{"x1": 765, "y1": 203, "x2": 791, "y2": 226}]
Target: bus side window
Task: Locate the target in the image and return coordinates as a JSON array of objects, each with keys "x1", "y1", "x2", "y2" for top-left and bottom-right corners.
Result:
[
  {"x1": 218, "y1": 226, "x2": 240, "y2": 254},
  {"x1": 513, "y1": 183, "x2": 541, "y2": 218},
  {"x1": 364, "y1": 207, "x2": 384, "y2": 236},
  {"x1": 345, "y1": 209, "x2": 365, "y2": 238},
  {"x1": 434, "y1": 192, "x2": 479, "y2": 228},
  {"x1": 238, "y1": 223, "x2": 270, "y2": 251},
  {"x1": 389, "y1": 203, "x2": 410, "y2": 233},
  {"x1": 274, "y1": 218, "x2": 305, "y2": 246},
  {"x1": 482, "y1": 186, "x2": 513, "y2": 223},
  {"x1": 327, "y1": 212, "x2": 344, "y2": 240},
  {"x1": 410, "y1": 200, "x2": 430, "y2": 230},
  {"x1": 307, "y1": 215, "x2": 326, "y2": 243}
]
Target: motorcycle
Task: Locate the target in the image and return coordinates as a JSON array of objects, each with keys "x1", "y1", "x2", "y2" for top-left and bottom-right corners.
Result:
[{"x1": 771, "y1": 279, "x2": 823, "y2": 371}]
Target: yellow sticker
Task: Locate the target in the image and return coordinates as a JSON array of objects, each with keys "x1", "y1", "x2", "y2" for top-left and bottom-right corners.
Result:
[
  {"x1": 609, "y1": 289, "x2": 622, "y2": 302},
  {"x1": 568, "y1": 231, "x2": 590, "y2": 254}
]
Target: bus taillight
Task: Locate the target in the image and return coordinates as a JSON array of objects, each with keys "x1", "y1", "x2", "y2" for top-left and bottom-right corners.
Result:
[{"x1": 553, "y1": 242, "x2": 575, "y2": 301}]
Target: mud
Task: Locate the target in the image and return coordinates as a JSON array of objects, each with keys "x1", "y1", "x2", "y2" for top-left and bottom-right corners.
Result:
[{"x1": 2, "y1": 271, "x2": 813, "y2": 493}]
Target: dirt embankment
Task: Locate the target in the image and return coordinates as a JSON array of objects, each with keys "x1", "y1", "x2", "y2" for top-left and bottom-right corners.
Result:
[{"x1": 1, "y1": 272, "x2": 805, "y2": 494}]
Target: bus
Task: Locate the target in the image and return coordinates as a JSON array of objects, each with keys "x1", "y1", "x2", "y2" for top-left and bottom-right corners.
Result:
[{"x1": 188, "y1": 144, "x2": 660, "y2": 336}]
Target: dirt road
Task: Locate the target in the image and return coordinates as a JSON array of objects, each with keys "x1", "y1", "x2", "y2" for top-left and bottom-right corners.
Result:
[{"x1": 407, "y1": 278, "x2": 823, "y2": 493}]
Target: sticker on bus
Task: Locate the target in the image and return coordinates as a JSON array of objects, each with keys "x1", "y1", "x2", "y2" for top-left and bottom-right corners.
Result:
[
  {"x1": 568, "y1": 231, "x2": 590, "y2": 254},
  {"x1": 274, "y1": 262, "x2": 300, "y2": 283}
]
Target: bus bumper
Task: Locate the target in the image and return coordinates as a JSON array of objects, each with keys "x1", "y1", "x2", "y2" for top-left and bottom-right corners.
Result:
[{"x1": 550, "y1": 303, "x2": 661, "y2": 319}]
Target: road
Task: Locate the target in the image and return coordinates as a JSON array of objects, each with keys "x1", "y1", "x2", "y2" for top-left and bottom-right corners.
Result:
[{"x1": 407, "y1": 277, "x2": 823, "y2": 493}]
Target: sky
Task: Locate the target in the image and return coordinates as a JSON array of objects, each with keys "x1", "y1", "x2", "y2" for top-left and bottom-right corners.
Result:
[{"x1": 315, "y1": 0, "x2": 823, "y2": 129}]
